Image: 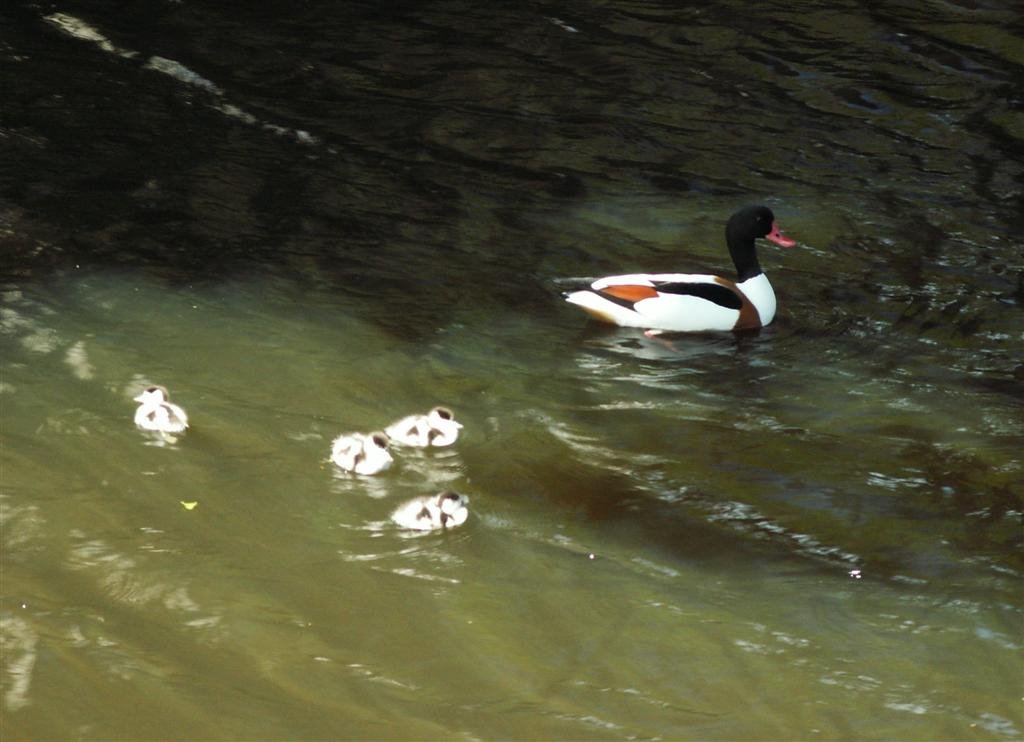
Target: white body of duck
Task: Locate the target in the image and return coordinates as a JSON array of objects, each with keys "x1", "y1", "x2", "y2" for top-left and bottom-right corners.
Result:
[
  {"x1": 330, "y1": 431, "x2": 393, "y2": 475},
  {"x1": 564, "y1": 205, "x2": 797, "y2": 333},
  {"x1": 391, "y1": 491, "x2": 469, "y2": 531},
  {"x1": 133, "y1": 386, "x2": 189, "y2": 434},
  {"x1": 385, "y1": 407, "x2": 463, "y2": 447}
]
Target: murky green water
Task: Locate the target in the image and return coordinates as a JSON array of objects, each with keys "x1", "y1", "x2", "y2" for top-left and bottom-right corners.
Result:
[
  {"x1": 3, "y1": 0, "x2": 1022, "y2": 739},
  {"x1": 3, "y1": 269, "x2": 1020, "y2": 739}
]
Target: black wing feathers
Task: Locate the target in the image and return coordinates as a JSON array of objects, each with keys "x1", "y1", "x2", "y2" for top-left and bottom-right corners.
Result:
[{"x1": 651, "y1": 281, "x2": 743, "y2": 310}]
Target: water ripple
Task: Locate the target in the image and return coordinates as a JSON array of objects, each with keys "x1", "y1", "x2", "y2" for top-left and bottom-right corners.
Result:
[{"x1": 0, "y1": 614, "x2": 38, "y2": 712}]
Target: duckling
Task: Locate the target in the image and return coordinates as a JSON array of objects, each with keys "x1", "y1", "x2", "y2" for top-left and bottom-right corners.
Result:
[
  {"x1": 391, "y1": 490, "x2": 469, "y2": 531},
  {"x1": 329, "y1": 431, "x2": 393, "y2": 475},
  {"x1": 385, "y1": 406, "x2": 463, "y2": 447},
  {"x1": 133, "y1": 386, "x2": 189, "y2": 434}
]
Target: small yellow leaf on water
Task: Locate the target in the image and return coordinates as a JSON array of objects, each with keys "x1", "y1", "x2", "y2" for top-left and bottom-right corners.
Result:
[{"x1": 180, "y1": 501, "x2": 198, "y2": 510}]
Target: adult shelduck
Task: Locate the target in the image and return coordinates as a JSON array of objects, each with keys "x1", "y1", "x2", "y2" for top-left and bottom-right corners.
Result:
[{"x1": 564, "y1": 205, "x2": 797, "y2": 333}]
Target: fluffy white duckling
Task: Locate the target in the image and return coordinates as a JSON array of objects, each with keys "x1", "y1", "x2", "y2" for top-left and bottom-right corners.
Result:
[
  {"x1": 391, "y1": 490, "x2": 469, "y2": 531},
  {"x1": 385, "y1": 406, "x2": 463, "y2": 447},
  {"x1": 133, "y1": 386, "x2": 189, "y2": 434},
  {"x1": 329, "y1": 431, "x2": 393, "y2": 475}
]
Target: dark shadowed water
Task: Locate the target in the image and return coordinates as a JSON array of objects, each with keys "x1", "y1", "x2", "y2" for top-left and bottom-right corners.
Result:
[{"x1": 2, "y1": 1, "x2": 1022, "y2": 739}]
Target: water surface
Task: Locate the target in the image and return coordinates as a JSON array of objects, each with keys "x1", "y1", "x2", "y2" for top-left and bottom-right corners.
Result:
[{"x1": 2, "y1": 1, "x2": 1022, "y2": 739}]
